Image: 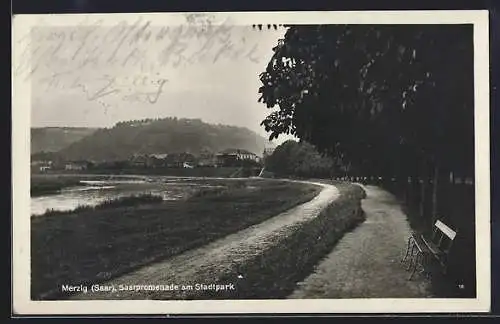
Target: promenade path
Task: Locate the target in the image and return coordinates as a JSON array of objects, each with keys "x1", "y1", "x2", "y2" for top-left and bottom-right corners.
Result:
[{"x1": 290, "y1": 185, "x2": 432, "y2": 299}]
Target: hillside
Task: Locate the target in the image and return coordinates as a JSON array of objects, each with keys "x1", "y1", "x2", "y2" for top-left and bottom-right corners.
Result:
[
  {"x1": 44, "y1": 118, "x2": 267, "y2": 161},
  {"x1": 31, "y1": 127, "x2": 98, "y2": 154}
]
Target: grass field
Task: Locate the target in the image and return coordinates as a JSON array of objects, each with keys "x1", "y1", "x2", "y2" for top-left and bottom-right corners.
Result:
[{"x1": 31, "y1": 179, "x2": 322, "y2": 300}]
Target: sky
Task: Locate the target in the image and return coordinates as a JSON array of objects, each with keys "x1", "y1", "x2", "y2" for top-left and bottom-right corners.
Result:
[{"x1": 22, "y1": 16, "x2": 298, "y2": 144}]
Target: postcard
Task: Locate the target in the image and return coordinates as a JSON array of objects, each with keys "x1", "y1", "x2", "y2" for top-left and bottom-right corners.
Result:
[{"x1": 12, "y1": 10, "x2": 490, "y2": 314}]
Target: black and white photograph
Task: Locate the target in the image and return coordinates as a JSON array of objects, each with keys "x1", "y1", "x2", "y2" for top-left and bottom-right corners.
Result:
[{"x1": 12, "y1": 11, "x2": 490, "y2": 314}]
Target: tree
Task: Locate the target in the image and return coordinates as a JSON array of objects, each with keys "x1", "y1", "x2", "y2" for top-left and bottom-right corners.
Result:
[
  {"x1": 265, "y1": 140, "x2": 337, "y2": 178},
  {"x1": 257, "y1": 24, "x2": 474, "y2": 223}
]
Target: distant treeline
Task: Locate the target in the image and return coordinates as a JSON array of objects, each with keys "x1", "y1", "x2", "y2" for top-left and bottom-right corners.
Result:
[{"x1": 264, "y1": 140, "x2": 339, "y2": 179}]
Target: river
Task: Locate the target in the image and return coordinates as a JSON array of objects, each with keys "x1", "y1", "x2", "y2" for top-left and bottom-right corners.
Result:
[{"x1": 30, "y1": 175, "x2": 229, "y2": 216}]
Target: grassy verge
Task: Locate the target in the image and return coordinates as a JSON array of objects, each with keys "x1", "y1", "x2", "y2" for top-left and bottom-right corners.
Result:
[{"x1": 31, "y1": 179, "x2": 321, "y2": 300}]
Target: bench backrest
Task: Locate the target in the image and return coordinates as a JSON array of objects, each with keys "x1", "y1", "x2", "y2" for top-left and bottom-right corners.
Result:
[{"x1": 431, "y1": 220, "x2": 457, "y2": 254}]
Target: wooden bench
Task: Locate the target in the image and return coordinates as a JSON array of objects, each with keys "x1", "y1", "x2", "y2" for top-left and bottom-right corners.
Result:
[
  {"x1": 401, "y1": 220, "x2": 457, "y2": 280},
  {"x1": 422, "y1": 220, "x2": 457, "y2": 273}
]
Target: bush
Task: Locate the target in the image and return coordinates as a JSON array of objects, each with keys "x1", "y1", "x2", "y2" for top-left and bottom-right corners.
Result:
[{"x1": 265, "y1": 140, "x2": 337, "y2": 179}]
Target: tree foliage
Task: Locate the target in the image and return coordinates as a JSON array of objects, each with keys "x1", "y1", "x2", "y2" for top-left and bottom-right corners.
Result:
[
  {"x1": 258, "y1": 25, "x2": 474, "y2": 178},
  {"x1": 265, "y1": 140, "x2": 337, "y2": 178}
]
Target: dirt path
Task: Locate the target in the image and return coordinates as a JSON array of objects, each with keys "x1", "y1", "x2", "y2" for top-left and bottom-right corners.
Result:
[
  {"x1": 289, "y1": 185, "x2": 433, "y2": 299},
  {"x1": 69, "y1": 180, "x2": 339, "y2": 300}
]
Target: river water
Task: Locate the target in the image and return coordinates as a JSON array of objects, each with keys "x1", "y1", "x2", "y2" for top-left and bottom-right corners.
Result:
[{"x1": 30, "y1": 175, "x2": 227, "y2": 216}]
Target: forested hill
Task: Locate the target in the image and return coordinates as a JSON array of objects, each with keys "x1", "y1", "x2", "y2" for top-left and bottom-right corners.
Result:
[
  {"x1": 40, "y1": 118, "x2": 267, "y2": 161},
  {"x1": 31, "y1": 127, "x2": 99, "y2": 154}
]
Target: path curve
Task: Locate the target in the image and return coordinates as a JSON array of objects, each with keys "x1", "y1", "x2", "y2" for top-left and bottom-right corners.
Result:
[
  {"x1": 289, "y1": 185, "x2": 433, "y2": 299},
  {"x1": 69, "y1": 179, "x2": 339, "y2": 300}
]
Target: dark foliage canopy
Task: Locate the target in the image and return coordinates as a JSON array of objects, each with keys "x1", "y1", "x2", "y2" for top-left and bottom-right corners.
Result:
[{"x1": 257, "y1": 25, "x2": 474, "y2": 177}]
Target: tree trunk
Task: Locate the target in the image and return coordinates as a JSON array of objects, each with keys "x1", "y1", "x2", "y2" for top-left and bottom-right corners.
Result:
[
  {"x1": 419, "y1": 177, "x2": 426, "y2": 219},
  {"x1": 405, "y1": 176, "x2": 413, "y2": 205},
  {"x1": 431, "y1": 163, "x2": 439, "y2": 225},
  {"x1": 419, "y1": 157, "x2": 428, "y2": 222}
]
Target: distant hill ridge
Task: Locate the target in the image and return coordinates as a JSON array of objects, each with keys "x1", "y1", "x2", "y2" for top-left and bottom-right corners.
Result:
[
  {"x1": 32, "y1": 118, "x2": 267, "y2": 162},
  {"x1": 31, "y1": 127, "x2": 99, "y2": 154}
]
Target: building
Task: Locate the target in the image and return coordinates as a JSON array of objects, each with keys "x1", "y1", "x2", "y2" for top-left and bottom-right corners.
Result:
[
  {"x1": 31, "y1": 160, "x2": 53, "y2": 172},
  {"x1": 129, "y1": 153, "x2": 170, "y2": 168},
  {"x1": 220, "y1": 149, "x2": 259, "y2": 162},
  {"x1": 149, "y1": 153, "x2": 169, "y2": 160},
  {"x1": 148, "y1": 153, "x2": 169, "y2": 168},
  {"x1": 197, "y1": 152, "x2": 217, "y2": 167},
  {"x1": 165, "y1": 152, "x2": 196, "y2": 168},
  {"x1": 216, "y1": 149, "x2": 260, "y2": 166},
  {"x1": 39, "y1": 165, "x2": 51, "y2": 172},
  {"x1": 64, "y1": 161, "x2": 88, "y2": 171},
  {"x1": 215, "y1": 153, "x2": 238, "y2": 167},
  {"x1": 129, "y1": 154, "x2": 150, "y2": 168}
]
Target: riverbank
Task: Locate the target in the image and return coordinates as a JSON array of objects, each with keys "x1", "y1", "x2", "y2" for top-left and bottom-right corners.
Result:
[
  {"x1": 31, "y1": 178, "x2": 321, "y2": 300},
  {"x1": 30, "y1": 168, "x2": 262, "y2": 197},
  {"x1": 31, "y1": 175, "x2": 83, "y2": 197},
  {"x1": 33, "y1": 166, "x2": 262, "y2": 179},
  {"x1": 31, "y1": 174, "x2": 140, "y2": 197}
]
